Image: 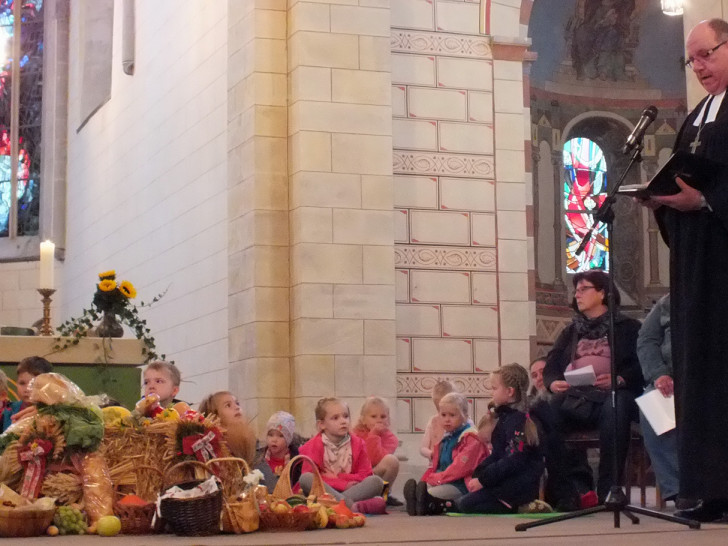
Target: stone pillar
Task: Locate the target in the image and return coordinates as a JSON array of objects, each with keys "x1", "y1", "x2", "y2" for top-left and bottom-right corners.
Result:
[
  {"x1": 551, "y1": 151, "x2": 565, "y2": 288},
  {"x1": 288, "y1": 0, "x2": 396, "y2": 434},
  {"x1": 491, "y1": 39, "x2": 533, "y2": 368},
  {"x1": 227, "y1": 1, "x2": 290, "y2": 430}
]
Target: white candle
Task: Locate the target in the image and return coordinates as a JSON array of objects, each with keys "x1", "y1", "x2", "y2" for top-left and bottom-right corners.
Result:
[{"x1": 39, "y1": 240, "x2": 55, "y2": 289}]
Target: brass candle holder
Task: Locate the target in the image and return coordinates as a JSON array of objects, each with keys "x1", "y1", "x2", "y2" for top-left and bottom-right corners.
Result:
[{"x1": 37, "y1": 288, "x2": 56, "y2": 336}]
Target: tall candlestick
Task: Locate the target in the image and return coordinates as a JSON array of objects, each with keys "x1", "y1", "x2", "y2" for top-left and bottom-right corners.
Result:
[{"x1": 39, "y1": 240, "x2": 55, "y2": 289}]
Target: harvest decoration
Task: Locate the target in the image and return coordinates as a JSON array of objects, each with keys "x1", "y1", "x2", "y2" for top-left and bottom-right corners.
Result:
[
  {"x1": 171, "y1": 413, "x2": 226, "y2": 465},
  {"x1": 54, "y1": 270, "x2": 167, "y2": 363}
]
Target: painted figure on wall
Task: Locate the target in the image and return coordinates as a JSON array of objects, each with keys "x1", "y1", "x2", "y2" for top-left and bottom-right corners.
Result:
[{"x1": 566, "y1": 0, "x2": 636, "y2": 81}]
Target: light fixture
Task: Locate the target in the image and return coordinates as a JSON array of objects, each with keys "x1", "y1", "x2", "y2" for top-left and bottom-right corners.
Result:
[{"x1": 661, "y1": 0, "x2": 684, "y2": 16}]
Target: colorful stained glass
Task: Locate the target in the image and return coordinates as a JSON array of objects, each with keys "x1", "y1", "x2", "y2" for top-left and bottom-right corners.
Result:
[
  {"x1": 0, "y1": 0, "x2": 43, "y2": 237},
  {"x1": 563, "y1": 137, "x2": 609, "y2": 273}
]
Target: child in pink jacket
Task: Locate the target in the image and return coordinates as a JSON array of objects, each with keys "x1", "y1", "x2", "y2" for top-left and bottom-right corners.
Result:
[
  {"x1": 352, "y1": 396, "x2": 402, "y2": 506},
  {"x1": 298, "y1": 397, "x2": 386, "y2": 514},
  {"x1": 403, "y1": 392, "x2": 488, "y2": 516}
]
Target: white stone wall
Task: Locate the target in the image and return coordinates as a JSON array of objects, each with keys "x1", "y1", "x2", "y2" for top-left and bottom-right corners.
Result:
[
  {"x1": 393, "y1": 0, "x2": 533, "y2": 438},
  {"x1": 0, "y1": 262, "x2": 46, "y2": 328},
  {"x1": 63, "y1": 0, "x2": 229, "y2": 402}
]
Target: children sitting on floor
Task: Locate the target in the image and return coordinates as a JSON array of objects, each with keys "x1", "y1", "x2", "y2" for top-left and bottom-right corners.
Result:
[
  {"x1": 298, "y1": 397, "x2": 387, "y2": 514},
  {"x1": 198, "y1": 390, "x2": 257, "y2": 465},
  {"x1": 142, "y1": 360, "x2": 182, "y2": 408},
  {"x1": 404, "y1": 392, "x2": 488, "y2": 516},
  {"x1": 420, "y1": 380, "x2": 455, "y2": 461},
  {"x1": 352, "y1": 396, "x2": 403, "y2": 506},
  {"x1": 477, "y1": 403, "x2": 498, "y2": 453},
  {"x1": 256, "y1": 410, "x2": 300, "y2": 489},
  {"x1": 455, "y1": 363, "x2": 546, "y2": 514}
]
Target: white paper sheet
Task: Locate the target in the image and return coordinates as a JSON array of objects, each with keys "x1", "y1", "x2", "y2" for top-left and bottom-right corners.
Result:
[
  {"x1": 636, "y1": 389, "x2": 675, "y2": 436},
  {"x1": 564, "y1": 365, "x2": 596, "y2": 387}
]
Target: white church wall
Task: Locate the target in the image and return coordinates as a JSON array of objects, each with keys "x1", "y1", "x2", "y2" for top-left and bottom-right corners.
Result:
[{"x1": 64, "y1": 0, "x2": 229, "y2": 402}]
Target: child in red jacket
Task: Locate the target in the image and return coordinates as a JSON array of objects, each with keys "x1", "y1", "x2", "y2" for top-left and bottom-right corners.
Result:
[
  {"x1": 352, "y1": 396, "x2": 403, "y2": 506},
  {"x1": 299, "y1": 397, "x2": 387, "y2": 514},
  {"x1": 403, "y1": 392, "x2": 488, "y2": 516}
]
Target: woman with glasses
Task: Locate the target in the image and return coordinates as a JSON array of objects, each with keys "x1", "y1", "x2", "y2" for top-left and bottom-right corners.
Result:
[{"x1": 542, "y1": 270, "x2": 643, "y2": 506}]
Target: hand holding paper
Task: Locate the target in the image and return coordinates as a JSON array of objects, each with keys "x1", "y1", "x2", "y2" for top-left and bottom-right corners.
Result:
[
  {"x1": 636, "y1": 389, "x2": 676, "y2": 436},
  {"x1": 564, "y1": 365, "x2": 596, "y2": 387}
]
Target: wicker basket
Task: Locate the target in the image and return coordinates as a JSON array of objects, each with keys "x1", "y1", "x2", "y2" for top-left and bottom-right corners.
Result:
[
  {"x1": 206, "y1": 457, "x2": 259, "y2": 534},
  {"x1": 259, "y1": 454, "x2": 326, "y2": 532},
  {"x1": 158, "y1": 461, "x2": 223, "y2": 537},
  {"x1": 114, "y1": 464, "x2": 163, "y2": 535},
  {"x1": 0, "y1": 506, "x2": 56, "y2": 538}
]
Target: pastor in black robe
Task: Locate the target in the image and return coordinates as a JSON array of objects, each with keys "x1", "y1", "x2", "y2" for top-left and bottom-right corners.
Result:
[{"x1": 656, "y1": 94, "x2": 728, "y2": 502}]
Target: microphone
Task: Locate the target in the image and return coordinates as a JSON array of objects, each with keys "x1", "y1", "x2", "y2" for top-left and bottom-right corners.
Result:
[{"x1": 622, "y1": 105, "x2": 658, "y2": 154}]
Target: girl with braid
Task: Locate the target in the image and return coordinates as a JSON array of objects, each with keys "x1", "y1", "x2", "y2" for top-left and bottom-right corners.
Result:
[{"x1": 455, "y1": 363, "x2": 546, "y2": 514}]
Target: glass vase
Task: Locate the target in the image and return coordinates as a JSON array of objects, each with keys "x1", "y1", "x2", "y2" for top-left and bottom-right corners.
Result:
[{"x1": 96, "y1": 311, "x2": 124, "y2": 338}]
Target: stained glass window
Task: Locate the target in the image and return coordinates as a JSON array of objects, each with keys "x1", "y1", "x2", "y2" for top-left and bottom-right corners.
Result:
[
  {"x1": 0, "y1": 0, "x2": 43, "y2": 237},
  {"x1": 563, "y1": 137, "x2": 609, "y2": 273}
]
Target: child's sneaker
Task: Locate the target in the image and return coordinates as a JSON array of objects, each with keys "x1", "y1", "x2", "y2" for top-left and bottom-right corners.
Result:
[
  {"x1": 517, "y1": 499, "x2": 554, "y2": 514},
  {"x1": 580, "y1": 490, "x2": 599, "y2": 509},
  {"x1": 353, "y1": 496, "x2": 387, "y2": 515},
  {"x1": 403, "y1": 479, "x2": 418, "y2": 516},
  {"x1": 386, "y1": 495, "x2": 404, "y2": 507}
]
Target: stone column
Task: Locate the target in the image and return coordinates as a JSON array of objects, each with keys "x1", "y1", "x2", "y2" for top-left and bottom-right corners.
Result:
[
  {"x1": 288, "y1": 0, "x2": 396, "y2": 433},
  {"x1": 551, "y1": 151, "x2": 565, "y2": 288},
  {"x1": 227, "y1": 1, "x2": 290, "y2": 430}
]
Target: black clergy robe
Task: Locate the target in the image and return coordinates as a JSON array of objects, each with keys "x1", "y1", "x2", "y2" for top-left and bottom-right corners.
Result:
[{"x1": 656, "y1": 94, "x2": 728, "y2": 501}]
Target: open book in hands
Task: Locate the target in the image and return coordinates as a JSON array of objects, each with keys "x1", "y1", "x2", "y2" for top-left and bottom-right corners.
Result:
[{"x1": 618, "y1": 151, "x2": 728, "y2": 199}]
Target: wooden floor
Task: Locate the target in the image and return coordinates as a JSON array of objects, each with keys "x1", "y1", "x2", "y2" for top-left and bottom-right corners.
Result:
[{"x1": 27, "y1": 499, "x2": 728, "y2": 546}]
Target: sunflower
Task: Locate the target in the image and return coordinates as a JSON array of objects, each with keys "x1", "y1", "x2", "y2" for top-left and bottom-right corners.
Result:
[
  {"x1": 98, "y1": 270, "x2": 116, "y2": 280},
  {"x1": 119, "y1": 280, "x2": 137, "y2": 299},
  {"x1": 98, "y1": 279, "x2": 117, "y2": 292}
]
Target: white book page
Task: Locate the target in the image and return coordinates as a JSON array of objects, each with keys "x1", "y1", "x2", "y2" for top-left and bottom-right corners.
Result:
[
  {"x1": 636, "y1": 389, "x2": 676, "y2": 436},
  {"x1": 564, "y1": 365, "x2": 596, "y2": 387}
]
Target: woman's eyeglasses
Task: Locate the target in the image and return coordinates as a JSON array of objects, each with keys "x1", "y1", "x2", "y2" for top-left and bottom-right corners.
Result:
[{"x1": 574, "y1": 285, "x2": 597, "y2": 295}]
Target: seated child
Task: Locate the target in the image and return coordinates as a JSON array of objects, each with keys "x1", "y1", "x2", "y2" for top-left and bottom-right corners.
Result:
[
  {"x1": 142, "y1": 361, "x2": 182, "y2": 408},
  {"x1": 0, "y1": 370, "x2": 18, "y2": 432},
  {"x1": 198, "y1": 391, "x2": 257, "y2": 465},
  {"x1": 8, "y1": 356, "x2": 53, "y2": 425},
  {"x1": 256, "y1": 411, "x2": 300, "y2": 490},
  {"x1": 455, "y1": 363, "x2": 545, "y2": 514},
  {"x1": 420, "y1": 380, "x2": 455, "y2": 460},
  {"x1": 352, "y1": 396, "x2": 403, "y2": 506},
  {"x1": 299, "y1": 397, "x2": 387, "y2": 514},
  {"x1": 404, "y1": 392, "x2": 487, "y2": 516},
  {"x1": 477, "y1": 404, "x2": 498, "y2": 453}
]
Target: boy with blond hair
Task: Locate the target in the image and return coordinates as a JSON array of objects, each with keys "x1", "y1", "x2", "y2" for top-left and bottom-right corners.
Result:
[
  {"x1": 420, "y1": 380, "x2": 456, "y2": 460},
  {"x1": 142, "y1": 361, "x2": 181, "y2": 407}
]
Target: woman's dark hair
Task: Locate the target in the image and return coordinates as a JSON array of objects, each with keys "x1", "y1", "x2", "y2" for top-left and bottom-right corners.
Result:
[{"x1": 570, "y1": 269, "x2": 620, "y2": 311}]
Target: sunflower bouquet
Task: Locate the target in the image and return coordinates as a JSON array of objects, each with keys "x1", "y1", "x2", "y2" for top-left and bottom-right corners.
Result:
[
  {"x1": 93, "y1": 270, "x2": 138, "y2": 315},
  {"x1": 55, "y1": 270, "x2": 166, "y2": 363}
]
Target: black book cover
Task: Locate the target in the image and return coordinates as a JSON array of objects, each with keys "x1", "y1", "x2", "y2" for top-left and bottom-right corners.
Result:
[{"x1": 618, "y1": 151, "x2": 728, "y2": 199}]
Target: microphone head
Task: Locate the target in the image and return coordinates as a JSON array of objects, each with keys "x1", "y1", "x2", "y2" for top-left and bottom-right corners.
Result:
[{"x1": 643, "y1": 105, "x2": 658, "y2": 121}]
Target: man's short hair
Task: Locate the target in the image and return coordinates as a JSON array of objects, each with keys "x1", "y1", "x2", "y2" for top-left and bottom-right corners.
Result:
[
  {"x1": 144, "y1": 360, "x2": 181, "y2": 386},
  {"x1": 708, "y1": 18, "x2": 728, "y2": 42},
  {"x1": 17, "y1": 356, "x2": 53, "y2": 377}
]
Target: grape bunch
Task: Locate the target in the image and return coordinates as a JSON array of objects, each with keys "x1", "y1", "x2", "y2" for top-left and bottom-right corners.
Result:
[{"x1": 53, "y1": 505, "x2": 88, "y2": 535}]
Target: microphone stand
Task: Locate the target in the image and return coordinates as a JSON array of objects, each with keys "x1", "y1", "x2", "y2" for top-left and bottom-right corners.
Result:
[{"x1": 515, "y1": 141, "x2": 699, "y2": 531}]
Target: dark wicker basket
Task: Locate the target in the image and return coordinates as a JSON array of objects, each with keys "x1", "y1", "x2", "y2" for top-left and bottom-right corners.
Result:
[
  {"x1": 159, "y1": 461, "x2": 223, "y2": 537},
  {"x1": 114, "y1": 464, "x2": 163, "y2": 535},
  {"x1": 114, "y1": 502, "x2": 156, "y2": 535}
]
